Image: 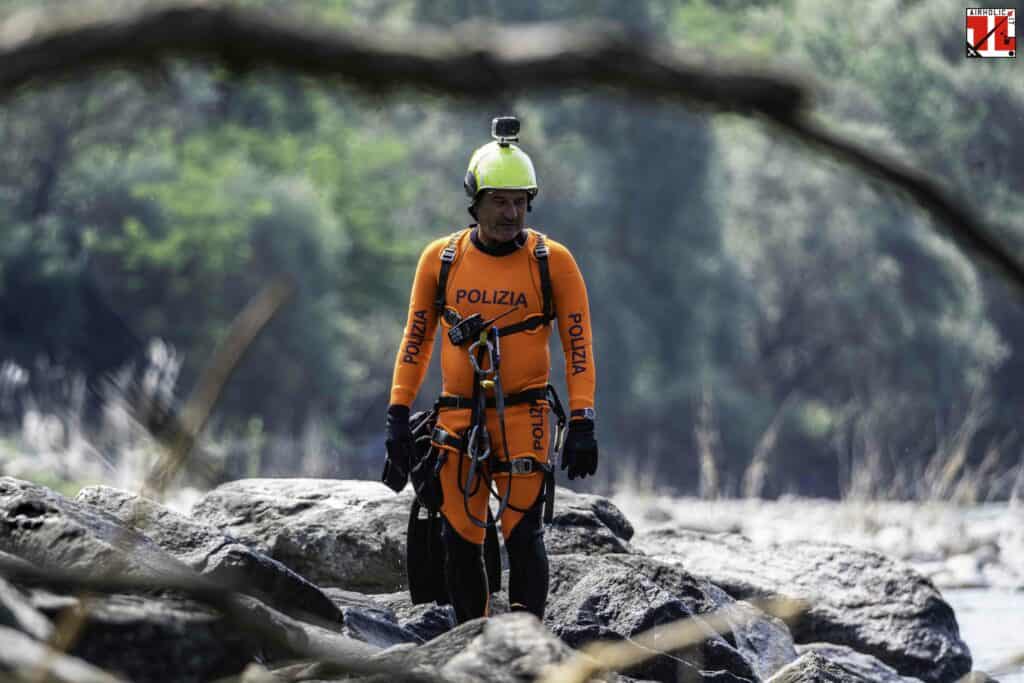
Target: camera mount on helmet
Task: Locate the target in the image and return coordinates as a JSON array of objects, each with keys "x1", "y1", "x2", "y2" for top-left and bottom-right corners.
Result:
[{"x1": 491, "y1": 116, "x2": 520, "y2": 146}]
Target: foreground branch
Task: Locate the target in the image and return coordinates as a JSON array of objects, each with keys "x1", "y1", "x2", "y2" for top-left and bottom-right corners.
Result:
[
  {"x1": 0, "y1": 4, "x2": 806, "y2": 117},
  {"x1": 0, "y1": 557, "x2": 441, "y2": 682},
  {"x1": 1, "y1": 4, "x2": 1019, "y2": 294}
]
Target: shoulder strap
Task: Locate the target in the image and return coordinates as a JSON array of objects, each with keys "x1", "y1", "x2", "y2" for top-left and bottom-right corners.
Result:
[
  {"x1": 533, "y1": 230, "x2": 555, "y2": 322},
  {"x1": 435, "y1": 229, "x2": 467, "y2": 319}
]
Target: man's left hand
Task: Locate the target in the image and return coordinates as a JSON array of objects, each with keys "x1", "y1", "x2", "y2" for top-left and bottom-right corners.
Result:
[{"x1": 562, "y1": 418, "x2": 598, "y2": 480}]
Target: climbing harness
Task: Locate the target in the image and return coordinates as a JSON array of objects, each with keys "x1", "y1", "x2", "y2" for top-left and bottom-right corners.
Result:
[{"x1": 428, "y1": 228, "x2": 565, "y2": 528}]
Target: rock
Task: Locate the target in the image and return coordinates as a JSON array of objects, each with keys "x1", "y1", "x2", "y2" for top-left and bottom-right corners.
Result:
[
  {"x1": 768, "y1": 651, "x2": 869, "y2": 682},
  {"x1": 958, "y1": 673, "x2": 999, "y2": 683},
  {"x1": 192, "y1": 479, "x2": 411, "y2": 591},
  {"x1": 192, "y1": 479, "x2": 637, "y2": 592},
  {"x1": 0, "y1": 477, "x2": 193, "y2": 581},
  {"x1": 0, "y1": 548, "x2": 37, "y2": 573},
  {"x1": 333, "y1": 588, "x2": 459, "y2": 644},
  {"x1": 0, "y1": 574, "x2": 52, "y2": 640},
  {"x1": 547, "y1": 554, "x2": 796, "y2": 682},
  {"x1": 704, "y1": 584, "x2": 798, "y2": 680},
  {"x1": 634, "y1": 528, "x2": 971, "y2": 683},
  {"x1": 75, "y1": 485, "x2": 342, "y2": 625},
  {"x1": 440, "y1": 612, "x2": 597, "y2": 682},
  {"x1": 340, "y1": 606, "x2": 423, "y2": 649},
  {"x1": 796, "y1": 643, "x2": 923, "y2": 682},
  {"x1": 31, "y1": 593, "x2": 255, "y2": 683},
  {"x1": 366, "y1": 612, "x2": 624, "y2": 683},
  {"x1": 0, "y1": 625, "x2": 126, "y2": 683},
  {"x1": 547, "y1": 489, "x2": 637, "y2": 556}
]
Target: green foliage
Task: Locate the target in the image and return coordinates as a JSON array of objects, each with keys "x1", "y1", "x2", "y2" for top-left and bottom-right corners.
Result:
[{"x1": 0, "y1": 0, "x2": 1019, "y2": 498}]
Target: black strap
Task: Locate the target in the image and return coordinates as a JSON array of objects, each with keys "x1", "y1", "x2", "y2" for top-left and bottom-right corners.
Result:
[
  {"x1": 497, "y1": 314, "x2": 547, "y2": 336},
  {"x1": 490, "y1": 456, "x2": 553, "y2": 475},
  {"x1": 432, "y1": 426, "x2": 465, "y2": 452},
  {"x1": 461, "y1": 342, "x2": 493, "y2": 529},
  {"x1": 437, "y1": 386, "x2": 548, "y2": 411},
  {"x1": 534, "y1": 232, "x2": 555, "y2": 323},
  {"x1": 434, "y1": 230, "x2": 465, "y2": 315}
]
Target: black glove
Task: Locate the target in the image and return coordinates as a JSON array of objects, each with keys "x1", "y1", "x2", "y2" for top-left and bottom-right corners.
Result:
[
  {"x1": 561, "y1": 418, "x2": 598, "y2": 480},
  {"x1": 382, "y1": 404, "x2": 412, "y2": 493}
]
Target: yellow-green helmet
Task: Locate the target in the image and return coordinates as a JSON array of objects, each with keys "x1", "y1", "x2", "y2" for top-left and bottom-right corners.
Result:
[{"x1": 463, "y1": 118, "x2": 539, "y2": 201}]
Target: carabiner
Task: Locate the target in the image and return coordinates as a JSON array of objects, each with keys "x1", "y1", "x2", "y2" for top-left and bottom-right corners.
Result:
[
  {"x1": 468, "y1": 338, "x2": 495, "y2": 375},
  {"x1": 466, "y1": 424, "x2": 491, "y2": 463},
  {"x1": 554, "y1": 420, "x2": 567, "y2": 454}
]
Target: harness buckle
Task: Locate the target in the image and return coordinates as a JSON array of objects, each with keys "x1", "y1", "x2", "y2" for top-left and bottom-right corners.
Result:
[
  {"x1": 534, "y1": 243, "x2": 549, "y2": 258},
  {"x1": 509, "y1": 458, "x2": 534, "y2": 475},
  {"x1": 441, "y1": 246, "x2": 457, "y2": 263}
]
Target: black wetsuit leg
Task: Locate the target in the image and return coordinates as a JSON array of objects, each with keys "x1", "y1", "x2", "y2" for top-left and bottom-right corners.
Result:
[
  {"x1": 441, "y1": 517, "x2": 488, "y2": 623},
  {"x1": 505, "y1": 495, "x2": 549, "y2": 619}
]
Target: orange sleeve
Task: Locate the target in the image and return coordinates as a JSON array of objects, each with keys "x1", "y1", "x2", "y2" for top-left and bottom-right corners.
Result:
[
  {"x1": 548, "y1": 239, "x2": 596, "y2": 413},
  {"x1": 389, "y1": 238, "x2": 444, "y2": 407}
]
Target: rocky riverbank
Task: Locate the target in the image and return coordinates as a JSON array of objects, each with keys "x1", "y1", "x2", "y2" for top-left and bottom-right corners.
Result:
[
  {"x1": 610, "y1": 494, "x2": 1024, "y2": 592},
  {"x1": 0, "y1": 476, "x2": 995, "y2": 682}
]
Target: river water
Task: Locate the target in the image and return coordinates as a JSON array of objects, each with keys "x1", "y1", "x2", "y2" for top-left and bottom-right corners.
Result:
[{"x1": 944, "y1": 588, "x2": 1024, "y2": 682}]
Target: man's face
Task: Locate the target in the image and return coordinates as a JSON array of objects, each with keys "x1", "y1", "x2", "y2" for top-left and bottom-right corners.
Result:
[{"x1": 475, "y1": 190, "x2": 529, "y2": 245}]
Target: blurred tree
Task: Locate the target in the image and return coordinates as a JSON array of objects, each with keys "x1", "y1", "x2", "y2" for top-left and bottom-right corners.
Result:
[{"x1": 0, "y1": 0, "x2": 1019, "y2": 497}]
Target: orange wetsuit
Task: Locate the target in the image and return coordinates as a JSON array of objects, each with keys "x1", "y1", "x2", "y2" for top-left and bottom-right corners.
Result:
[{"x1": 390, "y1": 227, "x2": 596, "y2": 544}]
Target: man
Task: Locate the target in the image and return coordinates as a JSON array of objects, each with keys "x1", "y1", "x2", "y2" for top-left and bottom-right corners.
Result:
[{"x1": 385, "y1": 117, "x2": 598, "y2": 623}]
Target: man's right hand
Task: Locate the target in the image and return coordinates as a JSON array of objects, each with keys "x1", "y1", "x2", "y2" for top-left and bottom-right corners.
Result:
[{"x1": 382, "y1": 404, "x2": 413, "y2": 492}]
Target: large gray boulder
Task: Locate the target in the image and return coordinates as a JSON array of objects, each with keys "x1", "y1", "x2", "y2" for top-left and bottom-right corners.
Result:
[
  {"x1": 268, "y1": 612, "x2": 634, "y2": 683},
  {"x1": 547, "y1": 488, "x2": 636, "y2": 555},
  {"x1": 192, "y1": 479, "x2": 411, "y2": 592},
  {"x1": 29, "y1": 592, "x2": 255, "y2": 683},
  {"x1": 75, "y1": 485, "x2": 342, "y2": 625},
  {"x1": 440, "y1": 612, "x2": 611, "y2": 683},
  {"x1": 547, "y1": 554, "x2": 798, "y2": 682},
  {"x1": 191, "y1": 479, "x2": 637, "y2": 592},
  {"x1": 371, "y1": 612, "x2": 624, "y2": 683},
  {"x1": 0, "y1": 477, "x2": 193, "y2": 581},
  {"x1": 0, "y1": 625, "x2": 126, "y2": 683},
  {"x1": 634, "y1": 528, "x2": 971, "y2": 683}
]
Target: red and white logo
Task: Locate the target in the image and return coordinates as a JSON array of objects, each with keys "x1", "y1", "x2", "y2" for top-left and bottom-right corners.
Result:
[{"x1": 966, "y1": 8, "x2": 1016, "y2": 58}]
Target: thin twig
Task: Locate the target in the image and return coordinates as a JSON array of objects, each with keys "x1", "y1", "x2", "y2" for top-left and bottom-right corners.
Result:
[{"x1": 143, "y1": 275, "x2": 294, "y2": 495}]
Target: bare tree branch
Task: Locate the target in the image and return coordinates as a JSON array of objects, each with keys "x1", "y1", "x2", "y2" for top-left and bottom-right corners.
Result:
[
  {"x1": 0, "y1": 4, "x2": 806, "y2": 116},
  {"x1": 776, "y1": 115, "x2": 1024, "y2": 295},
  {"x1": 1, "y1": 4, "x2": 1019, "y2": 295}
]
